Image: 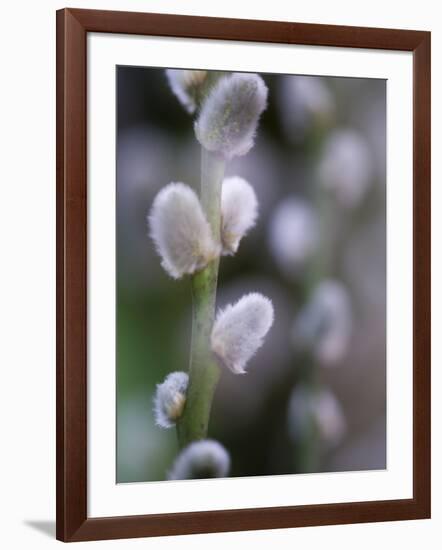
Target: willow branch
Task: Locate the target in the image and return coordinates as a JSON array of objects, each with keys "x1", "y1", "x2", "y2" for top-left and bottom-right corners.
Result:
[{"x1": 177, "y1": 149, "x2": 225, "y2": 447}]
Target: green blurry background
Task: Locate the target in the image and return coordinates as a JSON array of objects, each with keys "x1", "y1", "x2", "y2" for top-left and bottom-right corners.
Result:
[{"x1": 116, "y1": 67, "x2": 386, "y2": 483}]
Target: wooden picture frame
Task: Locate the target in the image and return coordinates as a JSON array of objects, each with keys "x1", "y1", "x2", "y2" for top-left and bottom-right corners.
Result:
[{"x1": 56, "y1": 7, "x2": 431, "y2": 542}]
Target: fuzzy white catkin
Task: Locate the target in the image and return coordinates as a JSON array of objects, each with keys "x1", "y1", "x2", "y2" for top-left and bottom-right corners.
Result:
[
  {"x1": 279, "y1": 75, "x2": 334, "y2": 140},
  {"x1": 165, "y1": 69, "x2": 207, "y2": 114},
  {"x1": 221, "y1": 176, "x2": 258, "y2": 255},
  {"x1": 292, "y1": 280, "x2": 352, "y2": 366},
  {"x1": 153, "y1": 372, "x2": 189, "y2": 429},
  {"x1": 288, "y1": 384, "x2": 346, "y2": 448},
  {"x1": 318, "y1": 128, "x2": 373, "y2": 208},
  {"x1": 168, "y1": 439, "x2": 231, "y2": 480},
  {"x1": 211, "y1": 293, "x2": 274, "y2": 374},
  {"x1": 195, "y1": 73, "x2": 268, "y2": 160},
  {"x1": 268, "y1": 198, "x2": 319, "y2": 277},
  {"x1": 148, "y1": 182, "x2": 220, "y2": 279}
]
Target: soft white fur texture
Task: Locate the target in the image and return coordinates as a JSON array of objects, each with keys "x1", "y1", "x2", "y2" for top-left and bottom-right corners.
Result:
[
  {"x1": 165, "y1": 69, "x2": 207, "y2": 114},
  {"x1": 168, "y1": 439, "x2": 231, "y2": 480},
  {"x1": 211, "y1": 292, "x2": 274, "y2": 374},
  {"x1": 153, "y1": 371, "x2": 189, "y2": 429},
  {"x1": 221, "y1": 176, "x2": 258, "y2": 255},
  {"x1": 194, "y1": 73, "x2": 268, "y2": 159},
  {"x1": 148, "y1": 182, "x2": 220, "y2": 279}
]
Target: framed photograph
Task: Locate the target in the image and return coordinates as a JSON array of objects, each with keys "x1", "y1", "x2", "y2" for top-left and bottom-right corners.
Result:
[{"x1": 56, "y1": 8, "x2": 431, "y2": 542}]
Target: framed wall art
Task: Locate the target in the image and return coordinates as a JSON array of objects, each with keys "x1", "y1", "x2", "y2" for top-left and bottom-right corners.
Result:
[{"x1": 56, "y1": 7, "x2": 431, "y2": 542}]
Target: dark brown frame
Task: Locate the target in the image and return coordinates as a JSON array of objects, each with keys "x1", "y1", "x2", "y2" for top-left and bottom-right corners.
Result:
[{"x1": 56, "y1": 7, "x2": 431, "y2": 542}]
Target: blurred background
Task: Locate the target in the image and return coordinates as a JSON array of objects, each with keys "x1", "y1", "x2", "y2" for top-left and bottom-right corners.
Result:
[{"x1": 116, "y1": 66, "x2": 386, "y2": 483}]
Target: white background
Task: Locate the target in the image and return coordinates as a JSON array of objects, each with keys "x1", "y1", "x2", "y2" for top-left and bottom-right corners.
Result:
[{"x1": 0, "y1": 0, "x2": 440, "y2": 548}]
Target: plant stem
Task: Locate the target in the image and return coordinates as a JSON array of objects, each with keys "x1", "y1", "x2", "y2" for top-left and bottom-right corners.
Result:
[{"x1": 177, "y1": 149, "x2": 225, "y2": 447}]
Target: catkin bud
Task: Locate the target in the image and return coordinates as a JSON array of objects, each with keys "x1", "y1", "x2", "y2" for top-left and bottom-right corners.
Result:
[
  {"x1": 211, "y1": 293, "x2": 274, "y2": 374},
  {"x1": 288, "y1": 384, "x2": 346, "y2": 448},
  {"x1": 153, "y1": 371, "x2": 189, "y2": 429},
  {"x1": 148, "y1": 182, "x2": 220, "y2": 279},
  {"x1": 195, "y1": 73, "x2": 268, "y2": 160},
  {"x1": 292, "y1": 280, "x2": 352, "y2": 366},
  {"x1": 168, "y1": 439, "x2": 231, "y2": 480},
  {"x1": 221, "y1": 176, "x2": 258, "y2": 255},
  {"x1": 318, "y1": 129, "x2": 373, "y2": 208},
  {"x1": 165, "y1": 69, "x2": 207, "y2": 114},
  {"x1": 279, "y1": 75, "x2": 334, "y2": 140},
  {"x1": 268, "y1": 198, "x2": 319, "y2": 277}
]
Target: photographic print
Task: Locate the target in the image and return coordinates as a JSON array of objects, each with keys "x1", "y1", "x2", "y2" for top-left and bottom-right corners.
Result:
[
  {"x1": 116, "y1": 66, "x2": 386, "y2": 484},
  {"x1": 57, "y1": 9, "x2": 431, "y2": 540}
]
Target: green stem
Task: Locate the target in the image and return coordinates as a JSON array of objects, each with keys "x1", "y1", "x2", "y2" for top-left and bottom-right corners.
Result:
[
  {"x1": 294, "y1": 419, "x2": 321, "y2": 473},
  {"x1": 177, "y1": 149, "x2": 225, "y2": 447}
]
